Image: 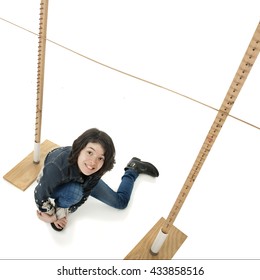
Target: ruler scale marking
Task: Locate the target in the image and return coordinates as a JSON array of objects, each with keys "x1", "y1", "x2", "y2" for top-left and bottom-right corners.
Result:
[
  {"x1": 161, "y1": 22, "x2": 260, "y2": 234},
  {"x1": 34, "y1": 0, "x2": 49, "y2": 163},
  {"x1": 34, "y1": 0, "x2": 49, "y2": 147}
]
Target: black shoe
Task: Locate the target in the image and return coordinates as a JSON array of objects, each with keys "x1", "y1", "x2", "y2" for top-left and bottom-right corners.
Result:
[{"x1": 125, "y1": 157, "x2": 159, "y2": 177}]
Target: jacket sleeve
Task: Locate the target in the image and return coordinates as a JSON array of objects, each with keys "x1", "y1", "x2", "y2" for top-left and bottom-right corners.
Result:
[{"x1": 34, "y1": 162, "x2": 63, "y2": 213}]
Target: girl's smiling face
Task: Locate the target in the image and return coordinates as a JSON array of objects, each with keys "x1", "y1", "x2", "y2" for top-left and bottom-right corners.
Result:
[{"x1": 77, "y1": 142, "x2": 105, "y2": 176}]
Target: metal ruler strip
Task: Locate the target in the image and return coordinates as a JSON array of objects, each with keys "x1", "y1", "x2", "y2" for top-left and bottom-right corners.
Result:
[{"x1": 162, "y1": 22, "x2": 260, "y2": 234}]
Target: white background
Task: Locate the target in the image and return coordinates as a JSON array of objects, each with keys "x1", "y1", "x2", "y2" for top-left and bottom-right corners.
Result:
[{"x1": 0, "y1": 0, "x2": 259, "y2": 278}]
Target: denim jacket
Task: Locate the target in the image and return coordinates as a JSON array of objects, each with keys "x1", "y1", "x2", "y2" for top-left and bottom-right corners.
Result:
[{"x1": 34, "y1": 146, "x2": 101, "y2": 213}]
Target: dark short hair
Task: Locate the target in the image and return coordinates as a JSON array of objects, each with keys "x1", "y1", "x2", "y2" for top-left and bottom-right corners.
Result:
[{"x1": 68, "y1": 128, "x2": 116, "y2": 176}]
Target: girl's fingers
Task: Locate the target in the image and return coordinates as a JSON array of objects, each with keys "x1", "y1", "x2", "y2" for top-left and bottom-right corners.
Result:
[{"x1": 54, "y1": 217, "x2": 67, "y2": 229}]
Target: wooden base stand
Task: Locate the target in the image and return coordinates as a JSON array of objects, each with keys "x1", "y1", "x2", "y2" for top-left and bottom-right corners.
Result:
[
  {"x1": 124, "y1": 217, "x2": 187, "y2": 260},
  {"x1": 3, "y1": 139, "x2": 59, "y2": 191}
]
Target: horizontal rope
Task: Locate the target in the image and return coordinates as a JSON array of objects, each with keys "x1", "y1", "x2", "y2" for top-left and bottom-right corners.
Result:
[{"x1": 0, "y1": 16, "x2": 259, "y2": 130}]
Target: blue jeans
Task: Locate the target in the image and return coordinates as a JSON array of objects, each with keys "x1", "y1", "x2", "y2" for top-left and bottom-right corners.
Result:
[{"x1": 51, "y1": 169, "x2": 139, "y2": 210}]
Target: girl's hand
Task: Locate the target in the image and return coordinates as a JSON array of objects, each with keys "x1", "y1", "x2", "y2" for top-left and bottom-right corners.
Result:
[
  {"x1": 52, "y1": 217, "x2": 67, "y2": 230},
  {"x1": 37, "y1": 210, "x2": 57, "y2": 223}
]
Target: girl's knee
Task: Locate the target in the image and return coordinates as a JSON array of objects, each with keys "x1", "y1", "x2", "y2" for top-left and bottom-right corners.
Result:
[{"x1": 116, "y1": 199, "x2": 129, "y2": 210}]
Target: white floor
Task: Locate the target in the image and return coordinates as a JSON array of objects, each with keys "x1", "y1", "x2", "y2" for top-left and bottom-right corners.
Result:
[{"x1": 0, "y1": 0, "x2": 259, "y2": 265}]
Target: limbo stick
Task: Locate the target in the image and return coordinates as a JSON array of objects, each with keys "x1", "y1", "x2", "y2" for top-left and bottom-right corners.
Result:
[
  {"x1": 125, "y1": 21, "x2": 260, "y2": 259},
  {"x1": 3, "y1": 0, "x2": 58, "y2": 191}
]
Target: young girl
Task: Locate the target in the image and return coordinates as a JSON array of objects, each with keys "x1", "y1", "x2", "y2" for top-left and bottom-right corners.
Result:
[{"x1": 35, "y1": 128, "x2": 159, "y2": 231}]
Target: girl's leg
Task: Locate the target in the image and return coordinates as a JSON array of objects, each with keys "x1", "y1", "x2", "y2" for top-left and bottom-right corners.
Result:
[
  {"x1": 51, "y1": 182, "x2": 83, "y2": 208},
  {"x1": 90, "y1": 169, "x2": 139, "y2": 209},
  {"x1": 43, "y1": 182, "x2": 84, "y2": 231}
]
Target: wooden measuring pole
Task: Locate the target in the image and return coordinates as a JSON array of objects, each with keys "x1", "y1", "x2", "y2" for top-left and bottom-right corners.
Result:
[
  {"x1": 160, "y1": 22, "x2": 260, "y2": 236},
  {"x1": 125, "y1": 21, "x2": 260, "y2": 259},
  {"x1": 34, "y1": 0, "x2": 49, "y2": 163},
  {"x1": 3, "y1": 0, "x2": 58, "y2": 191}
]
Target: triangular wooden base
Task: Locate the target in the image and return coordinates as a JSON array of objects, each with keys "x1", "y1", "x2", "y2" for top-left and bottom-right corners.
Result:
[
  {"x1": 124, "y1": 217, "x2": 187, "y2": 260},
  {"x1": 3, "y1": 139, "x2": 59, "y2": 191}
]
